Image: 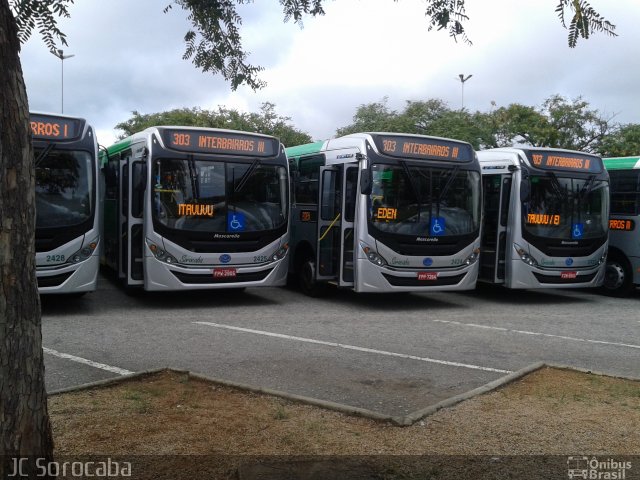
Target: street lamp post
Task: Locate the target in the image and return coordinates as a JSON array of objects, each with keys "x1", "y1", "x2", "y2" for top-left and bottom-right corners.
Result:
[
  {"x1": 458, "y1": 73, "x2": 472, "y2": 109},
  {"x1": 52, "y1": 49, "x2": 75, "y2": 114}
]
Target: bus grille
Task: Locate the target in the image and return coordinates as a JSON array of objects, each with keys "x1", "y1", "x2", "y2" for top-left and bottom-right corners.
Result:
[
  {"x1": 381, "y1": 272, "x2": 467, "y2": 287},
  {"x1": 37, "y1": 272, "x2": 73, "y2": 288},
  {"x1": 532, "y1": 271, "x2": 598, "y2": 284},
  {"x1": 170, "y1": 269, "x2": 273, "y2": 284}
]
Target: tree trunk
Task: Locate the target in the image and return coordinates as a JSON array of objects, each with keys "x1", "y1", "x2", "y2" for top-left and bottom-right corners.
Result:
[{"x1": 0, "y1": 0, "x2": 54, "y2": 476}]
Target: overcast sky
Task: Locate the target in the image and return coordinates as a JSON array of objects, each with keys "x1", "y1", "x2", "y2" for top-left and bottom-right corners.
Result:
[{"x1": 19, "y1": 0, "x2": 640, "y2": 147}]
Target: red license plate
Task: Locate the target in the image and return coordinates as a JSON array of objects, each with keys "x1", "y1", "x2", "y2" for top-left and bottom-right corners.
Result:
[
  {"x1": 417, "y1": 272, "x2": 438, "y2": 281},
  {"x1": 560, "y1": 271, "x2": 578, "y2": 279},
  {"x1": 213, "y1": 268, "x2": 237, "y2": 278}
]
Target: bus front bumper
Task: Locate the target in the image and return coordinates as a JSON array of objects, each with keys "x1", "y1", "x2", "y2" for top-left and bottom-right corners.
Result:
[
  {"x1": 37, "y1": 254, "x2": 100, "y2": 294},
  {"x1": 143, "y1": 254, "x2": 289, "y2": 291},
  {"x1": 354, "y1": 258, "x2": 478, "y2": 293}
]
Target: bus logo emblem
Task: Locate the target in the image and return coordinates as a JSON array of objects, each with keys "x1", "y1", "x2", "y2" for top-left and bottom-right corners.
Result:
[
  {"x1": 565, "y1": 258, "x2": 574, "y2": 266},
  {"x1": 219, "y1": 254, "x2": 231, "y2": 264},
  {"x1": 423, "y1": 258, "x2": 433, "y2": 267}
]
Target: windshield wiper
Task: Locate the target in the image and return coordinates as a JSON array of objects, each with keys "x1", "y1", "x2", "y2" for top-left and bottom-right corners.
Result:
[
  {"x1": 578, "y1": 175, "x2": 596, "y2": 201},
  {"x1": 399, "y1": 160, "x2": 423, "y2": 220},
  {"x1": 186, "y1": 155, "x2": 200, "y2": 199},
  {"x1": 437, "y1": 166, "x2": 460, "y2": 207},
  {"x1": 547, "y1": 171, "x2": 567, "y2": 202},
  {"x1": 35, "y1": 144, "x2": 55, "y2": 168},
  {"x1": 234, "y1": 158, "x2": 260, "y2": 193}
]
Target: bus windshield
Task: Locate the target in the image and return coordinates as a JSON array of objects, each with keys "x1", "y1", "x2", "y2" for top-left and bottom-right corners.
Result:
[
  {"x1": 35, "y1": 148, "x2": 94, "y2": 229},
  {"x1": 523, "y1": 174, "x2": 609, "y2": 239},
  {"x1": 153, "y1": 158, "x2": 287, "y2": 233},
  {"x1": 368, "y1": 163, "x2": 481, "y2": 236}
]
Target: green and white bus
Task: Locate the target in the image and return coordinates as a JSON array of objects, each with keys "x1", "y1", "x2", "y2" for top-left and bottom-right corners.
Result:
[
  {"x1": 602, "y1": 156, "x2": 640, "y2": 296},
  {"x1": 101, "y1": 126, "x2": 289, "y2": 291},
  {"x1": 477, "y1": 147, "x2": 609, "y2": 289},
  {"x1": 31, "y1": 112, "x2": 101, "y2": 294},
  {"x1": 286, "y1": 133, "x2": 482, "y2": 295}
]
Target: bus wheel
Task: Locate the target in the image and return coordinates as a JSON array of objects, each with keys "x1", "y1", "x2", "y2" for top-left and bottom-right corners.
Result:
[
  {"x1": 602, "y1": 255, "x2": 633, "y2": 297},
  {"x1": 299, "y1": 259, "x2": 328, "y2": 297}
]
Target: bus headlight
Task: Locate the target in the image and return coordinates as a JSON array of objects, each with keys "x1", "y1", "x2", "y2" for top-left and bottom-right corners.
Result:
[
  {"x1": 359, "y1": 241, "x2": 387, "y2": 267},
  {"x1": 514, "y1": 243, "x2": 538, "y2": 267},
  {"x1": 463, "y1": 248, "x2": 481, "y2": 266},
  {"x1": 147, "y1": 241, "x2": 177, "y2": 264},
  {"x1": 68, "y1": 237, "x2": 99, "y2": 263},
  {"x1": 271, "y1": 243, "x2": 289, "y2": 262}
]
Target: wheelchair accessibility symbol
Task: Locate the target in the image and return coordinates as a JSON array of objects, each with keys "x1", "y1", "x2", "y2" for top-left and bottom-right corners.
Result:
[
  {"x1": 430, "y1": 217, "x2": 446, "y2": 236},
  {"x1": 571, "y1": 223, "x2": 584, "y2": 239},
  {"x1": 228, "y1": 213, "x2": 246, "y2": 232}
]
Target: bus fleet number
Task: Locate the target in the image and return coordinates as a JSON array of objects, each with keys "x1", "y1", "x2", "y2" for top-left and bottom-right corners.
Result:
[{"x1": 46, "y1": 254, "x2": 65, "y2": 263}]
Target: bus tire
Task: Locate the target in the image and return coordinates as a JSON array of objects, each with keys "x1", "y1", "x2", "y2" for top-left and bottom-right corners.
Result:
[
  {"x1": 299, "y1": 259, "x2": 328, "y2": 297},
  {"x1": 602, "y1": 254, "x2": 633, "y2": 297}
]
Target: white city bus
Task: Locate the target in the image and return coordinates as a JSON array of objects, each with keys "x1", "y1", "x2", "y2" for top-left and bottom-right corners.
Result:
[
  {"x1": 477, "y1": 147, "x2": 609, "y2": 289},
  {"x1": 286, "y1": 133, "x2": 482, "y2": 296},
  {"x1": 602, "y1": 156, "x2": 640, "y2": 296},
  {"x1": 101, "y1": 127, "x2": 289, "y2": 291},
  {"x1": 31, "y1": 112, "x2": 101, "y2": 294}
]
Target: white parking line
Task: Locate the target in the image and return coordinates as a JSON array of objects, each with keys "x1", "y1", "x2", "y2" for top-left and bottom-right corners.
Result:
[
  {"x1": 43, "y1": 347, "x2": 133, "y2": 376},
  {"x1": 431, "y1": 319, "x2": 640, "y2": 350},
  {"x1": 193, "y1": 321, "x2": 512, "y2": 374}
]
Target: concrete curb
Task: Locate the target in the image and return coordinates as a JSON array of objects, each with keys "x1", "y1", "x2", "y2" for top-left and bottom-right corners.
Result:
[{"x1": 46, "y1": 362, "x2": 640, "y2": 426}]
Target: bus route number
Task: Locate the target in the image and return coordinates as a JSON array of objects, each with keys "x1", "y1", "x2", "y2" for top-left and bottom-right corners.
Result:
[
  {"x1": 172, "y1": 133, "x2": 191, "y2": 147},
  {"x1": 382, "y1": 140, "x2": 397, "y2": 153}
]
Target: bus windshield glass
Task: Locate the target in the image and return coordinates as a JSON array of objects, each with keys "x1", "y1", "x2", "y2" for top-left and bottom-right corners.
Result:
[
  {"x1": 153, "y1": 158, "x2": 287, "y2": 233},
  {"x1": 35, "y1": 148, "x2": 94, "y2": 228},
  {"x1": 523, "y1": 174, "x2": 609, "y2": 239},
  {"x1": 368, "y1": 163, "x2": 481, "y2": 236}
]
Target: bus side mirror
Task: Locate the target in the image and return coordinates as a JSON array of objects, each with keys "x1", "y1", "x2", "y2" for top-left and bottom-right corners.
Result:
[{"x1": 360, "y1": 168, "x2": 372, "y2": 195}]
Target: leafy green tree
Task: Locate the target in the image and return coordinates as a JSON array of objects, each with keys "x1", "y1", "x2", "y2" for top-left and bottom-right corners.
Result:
[
  {"x1": 335, "y1": 97, "x2": 404, "y2": 136},
  {"x1": 115, "y1": 103, "x2": 312, "y2": 147},
  {"x1": 599, "y1": 124, "x2": 640, "y2": 157},
  {"x1": 491, "y1": 95, "x2": 612, "y2": 153}
]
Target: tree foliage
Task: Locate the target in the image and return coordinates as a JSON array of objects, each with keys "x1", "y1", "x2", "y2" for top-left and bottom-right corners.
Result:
[
  {"x1": 9, "y1": 0, "x2": 71, "y2": 51},
  {"x1": 115, "y1": 102, "x2": 313, "y2": 147},
  {"x1": 335, "y1": 94, "x2": 630, "y2": 154}
]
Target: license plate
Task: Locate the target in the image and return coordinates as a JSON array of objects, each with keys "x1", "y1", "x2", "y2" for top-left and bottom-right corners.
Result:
[
  {"x1": 560, "y1": 271, "x2": 578, "y2": 279},
  {"x1": 417, "y1": 272, "x2": 438, "y2": 281},
  {"x1": 213, "y1": 268, "x2": 237, "y2": 278}
]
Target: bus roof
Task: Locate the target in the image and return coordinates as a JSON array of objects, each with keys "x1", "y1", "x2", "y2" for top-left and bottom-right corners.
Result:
[
  {"x1": 285, "y1": 141, "x2": 325, "y2": 158},
  {"x1": 603, "y1": 156, "x2": 640, "y2": 170}
]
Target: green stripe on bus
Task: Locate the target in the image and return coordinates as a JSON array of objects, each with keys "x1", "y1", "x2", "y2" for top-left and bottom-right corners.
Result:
[
  {"x1": 603, "y1": 157, "x2": 640, "y2": 170},
  {"x1": 285, "y1": 141, "x2": 325, "y2": 158}
]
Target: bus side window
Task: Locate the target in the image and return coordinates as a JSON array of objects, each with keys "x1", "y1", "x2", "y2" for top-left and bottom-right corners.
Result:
[
  {"x1": 294, "y1": 154, "x2": 325, "y2": 204},
  {"x1": 104, "y1": 154, "x2": 120, "y2": 200},
  {"x1": 610, "y1": 170, "x2": 640, "y2": 215}
]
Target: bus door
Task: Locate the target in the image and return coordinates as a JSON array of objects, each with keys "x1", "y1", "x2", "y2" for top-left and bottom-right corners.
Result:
[
  {"x1": 316, "y1": 164, "x2": 358, "y2": 286},
  {"x1": 120, "y1": 151, "x2": 146, "y2": 287},
  {"x1": 480, "y1": 173, "x2": 512, "y2": 283}
]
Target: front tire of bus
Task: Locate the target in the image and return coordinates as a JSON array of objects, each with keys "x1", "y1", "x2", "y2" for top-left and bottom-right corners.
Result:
[
  {"x1": 602, "y1": 255, "x2": 633, "y2": 297},
  {"x1": 299, "y1": 259, "x2": 328, "y2": 298}
]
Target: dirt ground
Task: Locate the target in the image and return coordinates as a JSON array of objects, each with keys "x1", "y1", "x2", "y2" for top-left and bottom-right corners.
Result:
[{"x1": 49, "y1": 367, "x2": 640, "y2": 479}]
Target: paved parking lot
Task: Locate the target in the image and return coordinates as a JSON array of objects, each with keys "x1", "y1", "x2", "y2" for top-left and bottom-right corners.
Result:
[{"x1": 42, "y1": 273, "x2": 640, "y2": 417}]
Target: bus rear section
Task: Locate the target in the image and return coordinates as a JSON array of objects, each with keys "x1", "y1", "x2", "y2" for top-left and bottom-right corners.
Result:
[
  {"x1": 602, "y1": 156, "x2": 640, "y2": 296},
  {"x1": 478, "y1": 147, "x2": 609, "y2": 289},
  {"x1": 101, "y1": 126, "x2": 290, "y2": 291},
  {"x1": 287, "y1": 133, "x2": 482, "y2": 295},
  {"x1": 31, "y1": 112, "x2": 101, "y2": 294}
]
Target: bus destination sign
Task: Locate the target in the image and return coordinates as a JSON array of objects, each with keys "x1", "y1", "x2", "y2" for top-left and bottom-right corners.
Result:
[
  {"x1": 525, "y1": 150, "x2": 603, "y2": 173},
  {"x1": 162, "y1": 129, "x2": 277, "y2": 157},
  {"x1": 372, "y1": 135, "x2": 474, "y2": 162},
  {"x1": 30, "y1": 114, "x2": 83, "y2": 141},
  {"x1": 609, "y1": 219, "x2": 635, "y2": 231}
]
